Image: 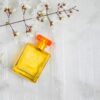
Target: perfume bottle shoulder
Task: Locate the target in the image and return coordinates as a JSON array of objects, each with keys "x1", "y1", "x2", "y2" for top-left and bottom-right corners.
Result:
[
  {"x1": 35, "y1": 47, "x2": 51, "y2": 57},
  {"x1": 25, "y1": 43, "x2": 50, "y2": 56},
  {"x1": 25, "y1": 43, "x2": 35, "y2": 47}
]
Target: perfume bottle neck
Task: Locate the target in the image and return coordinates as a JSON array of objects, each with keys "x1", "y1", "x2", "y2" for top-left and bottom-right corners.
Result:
[{"x1": 37, "y1": 40, "x2": 47, "y2": 50}]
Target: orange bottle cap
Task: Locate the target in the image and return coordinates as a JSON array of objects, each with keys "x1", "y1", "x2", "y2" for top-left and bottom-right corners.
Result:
[{"x1": 37, "y1": 34, "x2": 52, "y2": 46}]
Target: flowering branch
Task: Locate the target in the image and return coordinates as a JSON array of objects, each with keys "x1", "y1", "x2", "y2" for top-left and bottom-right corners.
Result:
[
  {"x1": 0, "y1": 3, "x2": 79, "y2": 37},
  {"x1": 45, "y1": 4, "x2": 53, "y2": 26},
  {"x1": 21, "y1": 5, "x2": 32, "y2": 34},
  {"x1": 4, "y1": 8, "x2": 17, "y2": 36},
  {"x1": 36, "y1": 3, "x2": 79, "y2": 26}
]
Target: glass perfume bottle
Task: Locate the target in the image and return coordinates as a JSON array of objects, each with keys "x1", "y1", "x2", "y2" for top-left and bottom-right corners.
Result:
[{"x1": 12, "y1": 34, "x2": 52, "y2": 83}]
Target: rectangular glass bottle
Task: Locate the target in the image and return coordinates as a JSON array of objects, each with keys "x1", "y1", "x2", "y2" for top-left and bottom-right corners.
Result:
[{"x1": 12, "y1": 34, "x2": 52, "y2": 83}]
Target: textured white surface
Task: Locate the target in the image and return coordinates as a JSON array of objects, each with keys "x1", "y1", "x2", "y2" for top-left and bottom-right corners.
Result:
[{"x1": 0, "y1": 0, "x2": 100, "y2": 100}]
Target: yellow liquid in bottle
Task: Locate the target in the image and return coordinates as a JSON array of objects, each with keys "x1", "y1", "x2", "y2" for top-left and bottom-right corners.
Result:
[{"x1": 13, "y1": 43, "x2": 50, "y2": 83}]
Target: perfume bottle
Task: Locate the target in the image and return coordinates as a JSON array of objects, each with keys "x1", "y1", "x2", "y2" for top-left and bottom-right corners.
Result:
[{"x1": 12, "y1": 34, "x2": 52, "y2": 83}]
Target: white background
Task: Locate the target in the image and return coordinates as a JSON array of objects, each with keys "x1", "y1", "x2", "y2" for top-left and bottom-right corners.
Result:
[{"x1": 0, "y1": 0, "x2": 100, "y2": 100}]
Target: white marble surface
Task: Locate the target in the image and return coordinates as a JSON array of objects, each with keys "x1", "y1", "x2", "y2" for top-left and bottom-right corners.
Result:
[{"x1": 0, "y1": 0, "x2": 100, "y2": 100}]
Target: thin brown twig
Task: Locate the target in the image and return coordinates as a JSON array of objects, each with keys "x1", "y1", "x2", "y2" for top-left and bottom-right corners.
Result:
[
  {"x1": 7, "y1": 22, "x2": 16, "y2": 36},
  {"x1": 22, "y1": 9, "x2": 28, "y2": 33}
]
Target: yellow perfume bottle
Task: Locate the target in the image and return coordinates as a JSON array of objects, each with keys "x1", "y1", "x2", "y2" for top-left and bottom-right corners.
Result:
[{"x1": 12, "y1": 34, "x2": 52, "y2": 83}]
